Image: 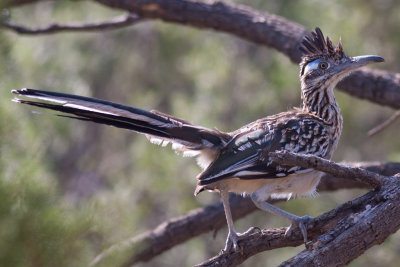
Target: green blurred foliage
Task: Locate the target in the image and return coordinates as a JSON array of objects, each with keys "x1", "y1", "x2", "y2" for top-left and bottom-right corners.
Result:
[{"x1": 1, "y1": 0, "x2": 399, "y2": 266}]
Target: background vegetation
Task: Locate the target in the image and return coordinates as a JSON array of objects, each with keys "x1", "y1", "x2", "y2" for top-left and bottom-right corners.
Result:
[{"x1": 1, "y1": 0, "x2": 399, "y2": 266}]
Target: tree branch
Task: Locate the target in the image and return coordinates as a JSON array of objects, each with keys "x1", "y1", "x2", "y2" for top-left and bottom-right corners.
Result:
[
  {"x1": 280, "y1": 180, "x2": 400, "y2": 267},
  {"x1": 198, "y1": 178, "x2": 400, "y2": 267},
  {"x1": 88, "y1": 161, "x2": 400, "y2": 266},
  {"x1": 91, "y1": 0, "x2": 400, "y2": 110},
  {"x1": 94, "y1": 0, "x2": 308, "y2": 62},
  {"x1": 2, "y1": 0, "x2": 46, "y2": 8},
  {"x1": 2, "y1": 13, "x2": 142, "y2": 34},
  {"x1": 90, "y1": 194, "x2": 257, "y2": 267},
  {"x1": 368, "y1": 110, "x2": 400, "y2": 136},
  {"x1": 5, "y1": 0, "x2": 400, "y2": 109},
  {"x1": 269, "y1": 151, "x2": 386, "y2": 187},
  {"x1": 4, "y1": 0, "x2": 400, "y2": 265}
]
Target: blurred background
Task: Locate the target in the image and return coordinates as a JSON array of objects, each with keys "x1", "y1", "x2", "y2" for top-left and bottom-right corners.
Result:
[{"x1": 1, "y1": 0, "x2": 399, "y2": 266}]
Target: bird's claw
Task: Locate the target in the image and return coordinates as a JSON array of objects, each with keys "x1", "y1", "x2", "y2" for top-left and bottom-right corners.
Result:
[
  {"x1": 221, "y1": 227, "x2": 260, "y2": 254},
  {"x1": 285, "y1": 215, "x2": 313, "y2": 243}
]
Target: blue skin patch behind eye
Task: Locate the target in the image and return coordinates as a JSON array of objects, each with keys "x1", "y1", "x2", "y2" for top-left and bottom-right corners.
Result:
[{"x1": 304, "y1": 58, "x2": 329, "y2": 74}]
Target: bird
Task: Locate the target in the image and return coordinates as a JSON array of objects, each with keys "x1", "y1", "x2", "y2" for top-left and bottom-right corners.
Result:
[{"x1": 12, "y1": 28, "x2": 384, "y2": 252}]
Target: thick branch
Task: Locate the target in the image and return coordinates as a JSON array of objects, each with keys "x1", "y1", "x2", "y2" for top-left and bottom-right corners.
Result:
[
  {"x1": 91, "y1": 0, "x2": 400, "y2": 109},
  {"x1": 2, "y1": 13, "x2": 142, "y2": 34},
  {"x1": 88, "y1": 161, "x2": 400, "y2": 266},
  {"x1": 198, "y1": 178, "x2": 400, "y2": 267},
  {"x1": 197, "y1": 155, "x2": 396, "y2": 266},
  {"x1": 4, "y1": 1, "x2": 400, "y2": 264},
  {"x1": 90, "y1": 194, "x2": 256, "y2": 267},
  {"x1": 94, "y1": 0, "x2": 308, "y2": 62},
  {"x1": 280, "y1": 180, "x2": 400, "y2": 267},
  {"x1": 338, "y1": 68, "x2": 400, "y2": 110},
  {"x1": 5, "y1": 0, "x2": 400, "y2": 108}
]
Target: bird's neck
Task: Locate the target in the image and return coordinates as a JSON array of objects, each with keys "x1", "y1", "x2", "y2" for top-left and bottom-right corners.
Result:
[{"x1": 301, "y1": 84, "x2": 343, "y2": 128}]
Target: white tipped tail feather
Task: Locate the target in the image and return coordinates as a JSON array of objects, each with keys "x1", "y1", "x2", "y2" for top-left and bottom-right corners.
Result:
[{"x1": 12, "y1": 88, "x2": 230, "y2": 169}]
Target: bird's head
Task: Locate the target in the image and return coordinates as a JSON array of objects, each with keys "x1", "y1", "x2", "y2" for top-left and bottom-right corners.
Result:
[{"x1": 299, "y1": 27, "x2": 384, "y2": 92}]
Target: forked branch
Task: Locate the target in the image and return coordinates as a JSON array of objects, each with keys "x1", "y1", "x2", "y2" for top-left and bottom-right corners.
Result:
[
  {"x1": 4, "y1": 0, "x2": 400, "y2": 110},
  {"x1": 197, "y1": 154, "x2": 398, "y2": 266},
  {"x1": 3, "y1": 0, "x2": 400, "y2": 266},
  {"x1": 93, "y1": 0, "x2": 400, "y2": 110},
  {"x1": 198, "y1": 179, "x2": 400, "y2": 267},
  {"x1": 89, "y1": 161, "x2": 400, "y2": 266}
]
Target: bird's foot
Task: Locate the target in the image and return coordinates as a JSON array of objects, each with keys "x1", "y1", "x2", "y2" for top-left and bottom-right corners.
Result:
[
  {"x1": 285, "y1": 215, "x2": 313, "y2": 243},
  {"x1": 221, "y1": 227, "x2": 261, "y2": 254}
]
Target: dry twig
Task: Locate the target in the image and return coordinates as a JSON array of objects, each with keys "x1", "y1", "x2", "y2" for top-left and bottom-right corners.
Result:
[
  {"x1": 2, "y1": 13, "x2": 142, "y2": 34},
  {"x1": 368, "y1": 110, "x2": 400, "y2": 136}
]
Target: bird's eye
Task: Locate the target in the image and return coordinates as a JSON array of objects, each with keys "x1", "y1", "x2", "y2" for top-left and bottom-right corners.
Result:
[{"x1": 318, "y1": 61, "x2": 329, "y2": 69}]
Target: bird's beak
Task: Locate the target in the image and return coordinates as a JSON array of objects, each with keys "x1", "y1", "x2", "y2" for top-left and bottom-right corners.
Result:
[
  {"x1": 335, "y1": 55, "x2": 384, "y2": 75},
  {"x1": 350, "y1": 55, "x2": 384, "y2": 67}
]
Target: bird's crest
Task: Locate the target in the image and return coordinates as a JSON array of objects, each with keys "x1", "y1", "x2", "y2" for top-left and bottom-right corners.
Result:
[{"x1": 300, "y1": 27, "x2": 345, "y2": 61}]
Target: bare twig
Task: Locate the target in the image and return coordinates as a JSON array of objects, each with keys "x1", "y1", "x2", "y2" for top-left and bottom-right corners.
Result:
[
  {"x1": 4, "y1": 0, "x2": 400, "y2": 265},
  {"x1": 2, "y1": 0, "x2": 45, "y2": 8},
  {"x1": 269, "y1": 151, "x2": 386, "y2": 187},
  {"x1": 88, "y1": 161, "x2": 400, "y2": 266},
  {"x1": 368, "y1": 110, "x2": 400, "y2": 136},
  {"x1": 2, "y1": 13, "x2": 142, "y2": 34}
]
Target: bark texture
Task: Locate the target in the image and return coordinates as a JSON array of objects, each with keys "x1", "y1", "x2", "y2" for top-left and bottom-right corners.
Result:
[
  {"x1": 93, "y1": 0, "x2": 400, "y2": 109},
  {"x1": 198, "y1": 180, "x2": 400, "y2": 266},
  {"x1": 88, "y1": 161, "x2": 400, "y2": 266},
  {"x1": 4, "y1": 1, "x2": 400, "y2": 266},
  {"x1": 280, "y1": 180, "x2": 400, "y2": 267},
  {"x1": 4, "y1": 0, "x2": 400, "y2": 110}
]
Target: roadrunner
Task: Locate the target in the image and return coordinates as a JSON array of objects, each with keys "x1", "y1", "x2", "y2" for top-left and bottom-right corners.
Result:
[{"x1": 12, "y1": 28, "x2": 383, "y2": 252}]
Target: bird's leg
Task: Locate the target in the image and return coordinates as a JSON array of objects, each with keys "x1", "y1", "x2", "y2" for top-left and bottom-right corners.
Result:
[
  {"x1": 220, "y1": 190, "x2": 259, "y2": 253},
  {"x1": 250, "y1": 193, "x2": 313, "y2": 243}
]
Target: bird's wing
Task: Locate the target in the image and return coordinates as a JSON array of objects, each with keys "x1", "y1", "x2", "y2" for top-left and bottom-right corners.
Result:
[
  {"x1": 12, "y1": 88, "x2": 231, "y2": 157},
  {"x1": 197, "y1": 115, "x2": 330, "y2": 186}
]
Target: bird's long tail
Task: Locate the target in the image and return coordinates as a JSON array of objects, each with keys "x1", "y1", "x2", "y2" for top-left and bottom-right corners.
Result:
[{"x1": 12, "y1": 88, "x2": 230, "y2": 155}]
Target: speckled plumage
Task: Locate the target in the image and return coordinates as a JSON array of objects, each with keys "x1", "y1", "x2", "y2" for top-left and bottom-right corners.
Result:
[
  {"x1": 12, "y1": 27, "x2": 384, "y2": 252},
  {"x1": 195, "y1": 28, "x2": 345, "y2": 199},
  {"x1": 195, "y1": 110, "x2": 338, "y2": 195}
]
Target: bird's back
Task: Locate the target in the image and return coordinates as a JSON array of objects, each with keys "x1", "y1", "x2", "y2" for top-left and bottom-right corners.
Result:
[{"x1": 195, "y1": 109, "x2": 338, "y2": 197}]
